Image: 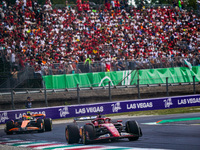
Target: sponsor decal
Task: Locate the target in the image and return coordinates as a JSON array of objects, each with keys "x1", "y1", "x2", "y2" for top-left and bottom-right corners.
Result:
[
  {"x1": 111, "y1": 102, "x2": 121, "y2": 112},
  {"x1": 0, "y1": 112, "x2": 9, "y2": 123},
  {"x1": 122, "y1": 70, "x2": 132, "y2": 85},
  {"x1": 75, "y1": 106, "x2": 104, "y2": 114},
  {"x1": 99, "y1": 133, "x2": 110, "y2": 138},
  {"x1": 59, "y1": 106, "x2": 69, "y2": 117},
  {"x1": 178, "y1": 97, "x2": 200, "y2": 105},
  {"x1": 121, "y1": 132, "x2": 131, "y2": 136},
  {"x1": 1, "y1": 95, "x2": 200, "y2": 125},
  {"x1": 163, "y1": 98, "x2": 173, "y2": 108},
  {"x1": 98, "y1": 76, "x2": 114, "y2": 87},
  {"x1": 127, "y1": 102, "x2": 153, "y2": 110}
]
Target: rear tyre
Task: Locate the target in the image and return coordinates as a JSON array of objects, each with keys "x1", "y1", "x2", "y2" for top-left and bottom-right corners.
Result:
[
  {"x1": 44, "y1": 118, "x2": 52, "y2": 131},
  {"x1": 65, "y1": 124, "x2": 80, "y2": 144},
  {"x1": 36, "y1": 119, "x2": 44, "y2": 132},
  {"x1": 82, "y1": 125, "x2": 95, "y2": 145},
  {"x1": 126, "y1": 120, "x2": 142, "y2": 141},
  {"x1": 6, "y1": 121, "x2": 14, "y2": 135}
]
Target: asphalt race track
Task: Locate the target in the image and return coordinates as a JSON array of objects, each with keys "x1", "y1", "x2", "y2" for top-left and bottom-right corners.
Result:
[{"x1": 0, "y1": 112, "x2": 200, "y2": 150}]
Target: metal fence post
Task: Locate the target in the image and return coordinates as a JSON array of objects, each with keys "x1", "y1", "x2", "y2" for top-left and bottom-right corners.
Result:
[
  {"x1": 8, "y1": 77, "x2": 11, "y2": 88},
  {"x1": 137, "y1": 69, "x2": 140, "y2": 99},
  {"x1": 137, "y1": 79, "x2": 140, "y2": 99},
  {"x1": 11, "y1": 89, "x2": 15, "y2": 110},
  {"x1": 76, "y1": 64, "x2": 79, "y2": 73},
  {"x1": 166, "y1": 77, "x2": 169, "y2": 96},
  {"x1": 43, "y1": 80, "x2": 48, "y2": 107},
  {"x1": 44, "y1": 87, "x2": 48, "y2": 107},
  {"x1": 193, "y1": 76, "x2": 196, "y2": 94},
  {"x1": 77, "y1": 84, "x2": 80, "y2": 104},
  {"x1": 109, "y1": 81, "x2": 112, "y2": 101}
]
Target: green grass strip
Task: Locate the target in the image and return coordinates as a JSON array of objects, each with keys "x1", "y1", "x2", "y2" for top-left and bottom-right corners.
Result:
[{"x1": 157, "y1": 117, "x2": 200, "y2": 124}]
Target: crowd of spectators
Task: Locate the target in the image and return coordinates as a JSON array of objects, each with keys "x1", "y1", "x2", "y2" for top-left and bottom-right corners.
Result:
[{"x1": 0, "y1": 0, "x2": 200, "y2": 76}]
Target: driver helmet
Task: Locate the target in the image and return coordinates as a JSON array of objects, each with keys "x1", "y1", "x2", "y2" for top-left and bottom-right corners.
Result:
[
  {"x1": 27, "y1": 111, "x2": 31, "y2": 116},
  {"x1": 98, "y1": 119, "x2": 104, "y2": 124}
]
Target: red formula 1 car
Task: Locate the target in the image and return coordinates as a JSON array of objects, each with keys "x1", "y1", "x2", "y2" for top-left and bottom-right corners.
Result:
[
  {"x1": 5, "y1": 112, "x2": 52, "y2": 135},
  {"x1": 65, "y1": 114, "x2": 142, "y2": 144}
]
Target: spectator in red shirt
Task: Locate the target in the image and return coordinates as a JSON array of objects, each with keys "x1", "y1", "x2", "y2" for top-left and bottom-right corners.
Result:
[
  {"x1": 82, "y1": 1, "x2": 87, "y2": 12},
  {"x1": 77, "y1": 3, "x2": 83, "y2": 13},
  {"x1": 86, "y1": 1, "x2": 90, "y2": 11},
  {"x1": 0, "y1": 0, "x2": 199, "y2": 75},
  {"x1": 105, "y1": 0, "x2": 111, "y2": 10}
]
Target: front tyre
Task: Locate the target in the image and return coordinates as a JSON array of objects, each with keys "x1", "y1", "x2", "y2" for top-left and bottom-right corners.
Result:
[
  {"x1": 5, "y1": 121, "x2": 14, "y2": 135},
  {"x1": 126, "y1": 120, "x2": 142, "y2": 141},
  {"x1": 36, "y1": 119, "x2": 44, "y2": 133},
  {"x1": 44, "y1": 118, "x2": 52, "y2": 131},
  {"x1": 65, "y1": 124, "x2": 80, "y2": 144},
  {"x1": 82, "y1": 125, "x2": 95, "y2": 145}
]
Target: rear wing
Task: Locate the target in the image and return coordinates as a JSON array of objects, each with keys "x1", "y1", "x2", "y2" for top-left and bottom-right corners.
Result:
[
  {"x1": 32, "y1": 114, "x2": 46, "y2": 118},
  {"x1": 73, "y1": 115, "x2": 106, "y2": 123},
  {"x1": 74, "y1": 116, "x2": 97, "y2": 122}
]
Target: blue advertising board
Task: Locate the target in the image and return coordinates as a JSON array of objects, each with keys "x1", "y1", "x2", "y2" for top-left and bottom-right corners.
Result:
[{"x1": 0, "y1": 95, "x2": 200, "y2": 124}]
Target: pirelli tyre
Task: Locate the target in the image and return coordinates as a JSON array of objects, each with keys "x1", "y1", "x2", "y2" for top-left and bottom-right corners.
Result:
[
  {"x1": 126, "y1": 120, "x2": 142, "y2": 141},
  {"x1": 65, "y1": 124, "x2": 80, "y2": 144},
  {"x1": 44, "y1": 118, "x2": 52, "y2": 131},
  {"x1": 36, "y1": 119, "x2": 44, "y2": 133},
  {"x1": 82, "y1": 125, "x2": 95, "y2": 145},
  {"x1": 5, "y1": 121, "x2": 14, "y2": 135}
]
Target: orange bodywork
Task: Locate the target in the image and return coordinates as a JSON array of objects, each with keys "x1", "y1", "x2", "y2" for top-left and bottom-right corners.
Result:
[
  {"x1": 9, "y1": 128, "x2": 21, "y2": 131},
  {"x1": 7, "y1": 114, "x2": 45, "y2": 132},
  {"x1": 26, "y1": 127, "x2": 40, "y2": 130},
  {"x1": 21, "y1": 120, "x2": 30, "y2": 128},
  {"x1": 22, "y1": 114, "x2": 46, "y2": 119},
  {"x1": 79, "y1": 128, "x2": 83, "y2": 137}
]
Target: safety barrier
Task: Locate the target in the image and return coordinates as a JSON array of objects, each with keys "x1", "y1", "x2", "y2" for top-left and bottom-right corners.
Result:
[{"x1": 1, "y1": 94, "x2": 200, "y2": 124}]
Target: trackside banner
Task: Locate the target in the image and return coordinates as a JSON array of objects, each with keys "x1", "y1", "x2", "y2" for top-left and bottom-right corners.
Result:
[
  {"x1": 43, "y1": 66, "x2": 200, "y2": 89},
  {"x1": 0, "y1": 95, "x2": 200, "y2": 124}
]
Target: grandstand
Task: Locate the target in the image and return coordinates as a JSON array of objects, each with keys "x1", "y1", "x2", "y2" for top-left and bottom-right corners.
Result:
[{"x1": 0, "y1": 0, "x2": 200, "y2": 109}]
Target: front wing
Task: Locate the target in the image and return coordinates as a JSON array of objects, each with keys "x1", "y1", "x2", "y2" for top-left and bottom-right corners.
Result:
[
  {"x1": 90, "y1": 132, "x2": 138, "y2": 141},
  {"x1": 6, "y1": 126, "x2": 42, "y2": 133}
]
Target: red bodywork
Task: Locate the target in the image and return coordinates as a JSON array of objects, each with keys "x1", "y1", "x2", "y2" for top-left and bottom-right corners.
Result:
[
  {"x1": 66, "y1": 115, "x2": 142, "y2": 144},
  {"x1": 79, "y1": 116, "x2": 137, "y2": 141},
  {"x1": 101, "y1": 124, "x2": 120, "y2": 137}
]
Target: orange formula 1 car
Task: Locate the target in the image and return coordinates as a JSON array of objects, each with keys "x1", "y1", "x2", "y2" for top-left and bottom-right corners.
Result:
[
  {"x1": 65, "y1": 114, "x2": 142, "y2": 144},
  {"x1": 4, "y1": 112, "x2": 52, "y2": 135}
]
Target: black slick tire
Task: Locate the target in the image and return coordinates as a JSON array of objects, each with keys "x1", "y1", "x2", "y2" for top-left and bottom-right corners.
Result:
[
  {"x1": 36, "y1": 119, "x2": 44, "y2": 132},
  {"x1": 82, "y1": 125, "x2": 95, "y2": 145},
  {"x1": 126, "y1": 120, "x2": 142, "y2": 141},
  {"x1": 6, "y1": 121, "x2": 14, "y2": 135},
  {"x1": 44, "y1": 118, "x2": 52, "y2": 131},
  {"x1": 65, "y1": 124, "x2": 80, "y2": 144}
]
